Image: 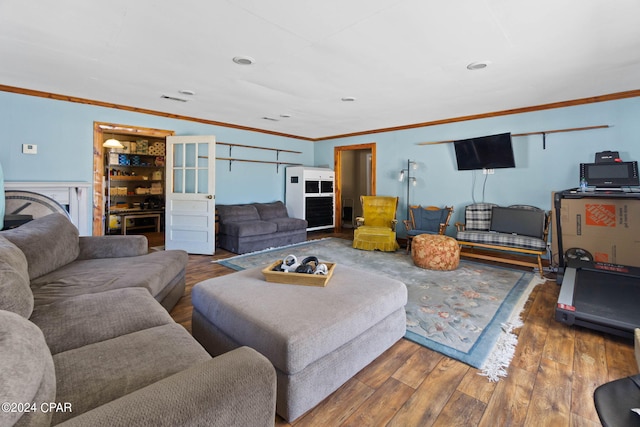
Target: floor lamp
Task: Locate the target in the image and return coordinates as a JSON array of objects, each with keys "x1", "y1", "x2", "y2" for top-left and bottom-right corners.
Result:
[{"x1": 398, "y1": 159, "x2": 417, "y2": 220}]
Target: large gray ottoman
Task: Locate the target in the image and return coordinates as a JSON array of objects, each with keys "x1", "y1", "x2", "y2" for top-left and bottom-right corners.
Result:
[{"x1": 191, "y1": 264, "x2": 407, "y2": 422}]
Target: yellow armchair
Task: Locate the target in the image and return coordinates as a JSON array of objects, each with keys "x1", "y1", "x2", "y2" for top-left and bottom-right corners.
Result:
[{"x1": 353, "y1": 195, "x2": 400, "y2": 251}]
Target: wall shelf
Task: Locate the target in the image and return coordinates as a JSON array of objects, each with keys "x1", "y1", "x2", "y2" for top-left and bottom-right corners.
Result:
[
  {"x1": 417, "y1": 125, "x2": 610, "y2": 149},
  {"x1": 216, "y1": 157, "x2": 302, "y2": 172},
  {"x1": 216, "y1": 141, "x2": 302, "y2": 172}
]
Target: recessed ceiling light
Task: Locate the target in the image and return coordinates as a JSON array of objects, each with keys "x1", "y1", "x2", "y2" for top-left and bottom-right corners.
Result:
[
  {"x1": 467, "y1": 61, "x2": 491, "y2": 70},
  {"x1": 280, "y1": 113, "x2": 292, "y2": 118},
  {"x1": 233, "y1": 56, "x2": 255, "y2": 65},
  {"x1": 179, "y1": 89, "x2": 196, "y2": 96},
  {"x1": 262, "y1": 116, "x2": 279, "y2": 121},
  {"x1": 341, "y1": 96, "x2": 356, "y2": 102}
]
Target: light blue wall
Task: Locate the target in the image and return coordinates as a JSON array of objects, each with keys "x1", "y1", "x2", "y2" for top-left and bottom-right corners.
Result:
[
  {"x1": 0, "y1": 91, "x2": 314, "y2": 232},
  {"x1": 2, "y1": 90, "x2": 639, "y2": 238},
  {"x1": 314, "y1": 97, "x2": 640, "y2": 236}
]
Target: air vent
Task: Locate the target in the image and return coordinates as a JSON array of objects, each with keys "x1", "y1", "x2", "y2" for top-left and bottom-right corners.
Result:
[
  {"x1": 262, "y1": 116, "x2": 279, "y2": 121},
  {"x1": 161, "y1": 95, "x2": 188, "y2": 102}
]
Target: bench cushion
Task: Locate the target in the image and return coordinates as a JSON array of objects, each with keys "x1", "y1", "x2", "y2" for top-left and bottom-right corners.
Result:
[{"x1": 457, "y1": 230, "x2": 547, "y2": 251}]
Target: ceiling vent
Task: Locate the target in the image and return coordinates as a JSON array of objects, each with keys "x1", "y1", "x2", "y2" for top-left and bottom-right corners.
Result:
[{"x1": 161, "y1": 95, "x2": 188, "y2": 102}]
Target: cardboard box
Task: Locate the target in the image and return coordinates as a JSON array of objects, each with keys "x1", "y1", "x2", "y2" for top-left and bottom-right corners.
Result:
[{"x1": 557, "y1": 197, "x2": 640, "y2": 267}]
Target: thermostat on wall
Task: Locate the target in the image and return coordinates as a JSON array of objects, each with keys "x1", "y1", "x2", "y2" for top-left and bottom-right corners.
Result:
[{"x1": 22, "y1": 144, "x2": 38, "y2": 154}]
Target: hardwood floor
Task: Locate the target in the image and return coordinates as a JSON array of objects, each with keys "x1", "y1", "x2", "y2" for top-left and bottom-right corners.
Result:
[{"x1": 167, "y1": 229, "x2": 635, "y2": 426}]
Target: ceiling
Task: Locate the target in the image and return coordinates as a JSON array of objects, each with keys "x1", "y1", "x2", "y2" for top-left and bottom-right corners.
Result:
[{"x1": 1, "y1": 0, "x2": 639, "y2": 140}]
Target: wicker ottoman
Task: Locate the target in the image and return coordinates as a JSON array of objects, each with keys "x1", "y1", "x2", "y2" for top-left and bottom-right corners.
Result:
[
  {"x1": 411, "y1": 234, "x2": 460, "y2": 270},
  {"x1": 191, "y1": 264, "x2": 407, "y2": 422}
]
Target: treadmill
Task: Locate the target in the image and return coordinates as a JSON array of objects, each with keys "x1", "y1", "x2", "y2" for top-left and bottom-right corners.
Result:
[
  {"x1": 554, "y1": 188, "x2": 640, "y2": 338},
  {"x1": 556, "y1": 259, "x2": 640, "y2": 338}
]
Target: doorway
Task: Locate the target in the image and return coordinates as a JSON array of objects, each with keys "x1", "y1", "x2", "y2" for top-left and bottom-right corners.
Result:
[
  {"x1": 92, "y1": 122, "x2": 175, "y2": 239},
  {"x1": 334, "y1": 143, "x2": 376, "y2": 230}
]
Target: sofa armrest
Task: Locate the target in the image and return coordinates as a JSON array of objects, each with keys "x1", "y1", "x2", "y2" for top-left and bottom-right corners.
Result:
[
  {"x1": 454, "y1": 221, "x2": 465, "y2": 232},
  {"x1": 57, "y1": 346, "x2": 277, "y2": 427},
  {"x1": 77, "y1": 235, "x2": 149, "y2": 260}
]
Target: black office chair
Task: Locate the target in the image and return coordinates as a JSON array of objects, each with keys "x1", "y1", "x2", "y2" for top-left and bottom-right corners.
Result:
[{"x1": 594, "y1": 374, "x2": 640, "y2": 426}]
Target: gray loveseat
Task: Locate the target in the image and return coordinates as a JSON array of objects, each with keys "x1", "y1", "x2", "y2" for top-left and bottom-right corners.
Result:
[
  {"x1": 217, "y1": 201, "x2": 307, "y2": 254},
  {"x1": 0, "y1": 213, "x2": 276, "y2": 427}
]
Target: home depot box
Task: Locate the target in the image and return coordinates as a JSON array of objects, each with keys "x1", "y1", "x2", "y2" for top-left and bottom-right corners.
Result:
[{"x1": 557, "y1": 197, "x2": 640, "y2": 267}]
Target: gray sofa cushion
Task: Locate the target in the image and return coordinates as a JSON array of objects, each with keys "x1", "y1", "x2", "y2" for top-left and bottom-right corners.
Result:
[
  {"x1": 270, "y1": 217, "x2": 308, "y2": 232},
  {"x1": 52, "y1": 323, "x2": 211, "y2": 424},
  {"x1": 0, "y1": 310, "x2": 56, "y2": 427},
  {"x1": 220, "y1": 220, "x2": 278, "y2": 237},
  {"x1": 77, "y1": 235, "x2": 149, "y2": 260},
  {"x1": 255, "y1": 201, "x2": 288, "y2": 220},
  {"x1": 217, "y1": 204, "x2": 261, "y2": 223},
  {"x1": 56, "y1": 347, "x2": 276, "y2": 427},
  {"x1": 1, "y1": 213, "x2": 79, "y2": 280},
  {"x1": 0, "y1": 235, "x2": 33, "y2": 318},
  {"x1": 30, "y1": 288, "x2": 175, "y2": 354},
  {"x1": 29, "y1": 250, "x2": 187, "y2": 306}
]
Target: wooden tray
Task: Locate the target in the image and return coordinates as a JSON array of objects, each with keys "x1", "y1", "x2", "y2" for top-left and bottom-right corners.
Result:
[{"x1": 262, "y1": 260, "x2": 336, "y2": 287}]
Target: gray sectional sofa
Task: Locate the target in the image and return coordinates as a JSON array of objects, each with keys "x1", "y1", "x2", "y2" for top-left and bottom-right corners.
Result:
[
  {"x1": 217, "y1": 201, "x2": 307, "y2": 254},
  {"x1": 0, "y1": 213, "x2": 276, "y2": 427}
]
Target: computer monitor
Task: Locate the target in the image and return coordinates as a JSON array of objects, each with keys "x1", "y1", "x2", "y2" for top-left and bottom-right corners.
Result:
[{"x1": 580, "y1": 161, "x2": 639, "y2": 188}]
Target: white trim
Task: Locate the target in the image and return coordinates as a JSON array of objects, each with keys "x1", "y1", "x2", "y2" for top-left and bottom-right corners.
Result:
[{"x1": 5, "y1": 181, "x2": 91, "y2": 235}]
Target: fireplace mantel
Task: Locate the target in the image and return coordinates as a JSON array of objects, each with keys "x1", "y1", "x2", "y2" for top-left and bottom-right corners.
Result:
[{"x1": 4, "y1": 181, "x2": 91, "y2": 235}]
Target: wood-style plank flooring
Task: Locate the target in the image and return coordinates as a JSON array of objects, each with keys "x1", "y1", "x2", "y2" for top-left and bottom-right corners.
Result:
[{"x1": 163, "y1": 229, "x2": 635, "y2": 426}]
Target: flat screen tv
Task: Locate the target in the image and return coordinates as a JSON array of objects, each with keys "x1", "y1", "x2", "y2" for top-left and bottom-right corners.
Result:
[{"x1": 453, "y1": 132, "x2": 515, "y2": 171}]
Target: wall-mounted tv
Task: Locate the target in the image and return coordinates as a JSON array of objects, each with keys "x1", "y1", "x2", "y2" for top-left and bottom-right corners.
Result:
[{"x1": 453, "y1": 132, "x2": 515, "y2": 171}]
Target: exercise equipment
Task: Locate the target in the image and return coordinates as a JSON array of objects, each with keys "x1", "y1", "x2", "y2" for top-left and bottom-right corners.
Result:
[
  {"x1": 556, "y1": 259, "x2": 640, "y2": 338},
  {"x1": 554, "y1": 188, "x2": 640, "y2": 338}
]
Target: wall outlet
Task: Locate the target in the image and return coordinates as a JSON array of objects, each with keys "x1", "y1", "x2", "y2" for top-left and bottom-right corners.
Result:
[
  {"x1": 483, "y1": 168, "x2": 495, "y2": 175},
  {"x1": 22, "y1": 144, "x2": 38, "y2": 154}
]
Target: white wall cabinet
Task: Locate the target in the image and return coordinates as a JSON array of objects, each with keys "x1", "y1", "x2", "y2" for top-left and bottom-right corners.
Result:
[{"x1": 285, "y1": 166, "x2": 335, "y2": 231}]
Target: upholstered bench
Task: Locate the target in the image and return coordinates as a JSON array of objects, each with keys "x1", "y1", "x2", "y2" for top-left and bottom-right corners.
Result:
[
  {"x1": 455, "y1": 203, "x2": 550, "y2": 278},
  {"x1": 412, "y1": 234, "x2": 460, "y2": 270},
  {"x1": 191, "y1": 265, "x2": 407, "y2": 422}
]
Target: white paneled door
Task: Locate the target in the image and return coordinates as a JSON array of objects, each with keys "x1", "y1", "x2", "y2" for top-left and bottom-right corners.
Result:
[{"x1": 165, "y1": 135, "x2": 216, "y2": 254}]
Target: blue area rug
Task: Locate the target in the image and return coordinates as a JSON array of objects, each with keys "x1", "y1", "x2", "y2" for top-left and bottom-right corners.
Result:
[{"x1": 216, "y1": 238, "x2": 542, "y2": 380}]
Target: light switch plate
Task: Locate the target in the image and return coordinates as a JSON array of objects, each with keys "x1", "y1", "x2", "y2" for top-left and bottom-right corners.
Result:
[{"x1": 22, "y1": 144, "x2": 37, "y2": 154}]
